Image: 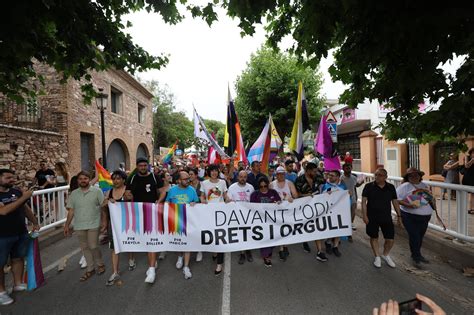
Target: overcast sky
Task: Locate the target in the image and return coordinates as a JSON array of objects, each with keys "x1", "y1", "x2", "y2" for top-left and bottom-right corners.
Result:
[{"x1": 125, "y1": 9, "x2": 346, "y2": 123}]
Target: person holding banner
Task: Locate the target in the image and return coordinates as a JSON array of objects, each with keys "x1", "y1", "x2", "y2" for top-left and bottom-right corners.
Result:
[
  {"x1": 227, "y1": 170, "x2": 255, "y2": 265},
  {"x1": 321, "y1": 170, "x2": 348, "y2": 257},
  {"x1": 125, "y1": 157, "x2": 163, "y2": 284},
  {"x1": 102, "y1": 170, "x2": 136, "y2": 286},
  {"x1": 295, "y1": 163, "x2": 327, "y2": 262},
  {"x1": 201, "y1": 165, "x2": 230, "y2": 275},
  {"x1": 0, "y1": 169, "x2": 39, "y2": 305},
  {"x1": 166, "y1": 171, "x2": 200, "y2": 280},
  {"x1": 270, "y1": 166, "x2": 299, "y2": 261},
  {"x1": 250, "y1": 176, "x2": 281, "y2": 267}
]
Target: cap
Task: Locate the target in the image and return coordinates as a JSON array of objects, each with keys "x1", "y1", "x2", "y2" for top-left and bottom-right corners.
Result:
[
  {"x1": 136, "y1": 157, "x2": 149, "y2": 165},
  {"x1": 276, "y1": 166, "x2": 286, "y2": 173}
]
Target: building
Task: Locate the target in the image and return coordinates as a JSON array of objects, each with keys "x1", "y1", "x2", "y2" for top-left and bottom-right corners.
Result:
[
  {"x1": 0, "y1": 63, "x2": 154, "y2": 185},
  {"x1": 325, "y1": 100, "x2": 473, "y2": 180}
]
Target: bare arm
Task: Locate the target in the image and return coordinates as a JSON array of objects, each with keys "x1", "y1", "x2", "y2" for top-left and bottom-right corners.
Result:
[
  {"x1": 24, "y1": 204, "x2": 39, "y2": 229},
  {"x1": 157, "y1": 186, "x2": 167, "y2": 203},
  {"x1": 0, "y1": 189, "x2": 33, "y2": 215},
  {"x1": 289, "y1": 182, "x2": 299, "y2": 199},
  {"x1": 391, "y1": 199, "x2": 401, "y2": 217},
  {"x1": 63, "y1": 208, "x2": 74, "y2": 236},
  {"x1": 361, "y1": 196, "x2": 368, "y2": 223},
  {"x1": 465, "y1": 157, "x2": 474, "y2": 168},
  {"x1": 101, "y1": 190, "x2": 111, "y2": 207},
  {"x1": 398, "y1": 199, "x2": 415, "y2": 208}
]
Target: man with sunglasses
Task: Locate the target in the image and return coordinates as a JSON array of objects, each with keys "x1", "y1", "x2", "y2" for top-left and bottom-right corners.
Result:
[{"x1": 166, "y1": 171, "x2": 199, "y2": 279}]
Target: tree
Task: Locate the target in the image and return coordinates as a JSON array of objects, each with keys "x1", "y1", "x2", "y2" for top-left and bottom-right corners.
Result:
[
  {"x1": 223, "y1": 1, "x2": 474, "y2": 146},
  {"x1": 234, "y1": 45, "x2": 324, "y2": 145},
  {"x1": 0, "y1": 0, "x2": 217, "y2": 105},
  {"x1": 204, "y1": 119, "x2": 226, "y2": 145},
  {"x1": 144, "y1": 81, "x2": 194, "y2": 150}
]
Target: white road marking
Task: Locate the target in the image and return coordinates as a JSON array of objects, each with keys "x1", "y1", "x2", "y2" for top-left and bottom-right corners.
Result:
[
  {"x1": 43, "y1": 248, "x2": 82, "y2": 274},
  {"x1": 221, "y1": 252, "x2": 231, "y2": 315}
]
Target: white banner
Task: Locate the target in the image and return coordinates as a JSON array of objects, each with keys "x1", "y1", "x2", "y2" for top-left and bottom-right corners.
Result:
[{"x1": 109, "y1": 190, "x2": 351, "y2": 253}]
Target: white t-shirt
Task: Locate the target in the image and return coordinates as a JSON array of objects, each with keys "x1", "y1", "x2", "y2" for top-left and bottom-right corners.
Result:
[
  {"x1": 396, "y1": 182, "x2": 433, "y2": 216},
  {"x1": 227, "y1": 183, "x2": 254, "y2": 202},
  {"x1": 270, "y1": 179, "x2": 293, "y2": 201},
  {"x1": 341, "y1": 173, "x2": 358, "y2": 204},
  {"x1": 201, "y1": 179, "x2": 228, "y2": 203}
]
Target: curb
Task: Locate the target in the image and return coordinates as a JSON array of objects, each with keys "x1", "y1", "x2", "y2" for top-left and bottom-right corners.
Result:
[{"x1": 38, "y1": 227, "x2": 65, "y2": 249}]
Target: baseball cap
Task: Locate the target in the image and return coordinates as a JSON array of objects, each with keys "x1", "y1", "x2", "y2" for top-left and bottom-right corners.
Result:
[{"x1": 276, "y1": 166, "x2": 286, "y2": 173}]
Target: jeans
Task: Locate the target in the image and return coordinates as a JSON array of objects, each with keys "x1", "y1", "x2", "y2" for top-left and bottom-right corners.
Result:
[
  {"x1": 401, "y1": 212, "x2": 431, "y2": 261},
  {"x1": 76, "y1": 228, "x2": 103, "y2": 272}
]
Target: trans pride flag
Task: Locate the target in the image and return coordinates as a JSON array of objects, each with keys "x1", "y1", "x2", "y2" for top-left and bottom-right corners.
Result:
[
  {"x1": 23, "y1": 236, "x2": 45, "y2": 291},
  {"x1": 247, "y1": 118, "x2": 271, "y2": 174},
  {"x1": 95, "y1": 160, "x2": 112, "y2": 193}
]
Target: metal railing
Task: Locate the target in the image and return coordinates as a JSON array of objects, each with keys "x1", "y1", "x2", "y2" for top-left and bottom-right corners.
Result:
[
  {"x1": 353, "y1": 171, "x2": 474, "y2": 243},
  {"x1": 30, "y1": 185, "x2": 69, "y2": 232}
]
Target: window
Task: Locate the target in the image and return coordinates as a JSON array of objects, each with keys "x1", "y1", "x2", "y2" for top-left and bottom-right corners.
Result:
[
  {"x1": 138, "y1": 104, "x2": 145, "y2": 123},
  {"x1": 335, "y1": 132, "x2": 361, "y2": 159},
  {"x1": 110, "y1": 87, "x2": 122, "y2": 114}
]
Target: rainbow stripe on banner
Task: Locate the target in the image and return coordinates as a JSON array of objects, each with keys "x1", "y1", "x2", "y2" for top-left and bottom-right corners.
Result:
[
  {"x1": 167, "y1": 203, "x2": 187, "y2": 235},
  {"x1": 120, "y1": 202, "x2": 141, "y2": 233},
  {"x1": 119, "y1": 202, "x2": 165, "y2": 234}
]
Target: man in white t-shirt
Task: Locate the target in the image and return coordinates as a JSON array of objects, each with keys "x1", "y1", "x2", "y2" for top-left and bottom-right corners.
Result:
[{"x1": 227, "y1": 171, "x2": 255, "y2": 264}]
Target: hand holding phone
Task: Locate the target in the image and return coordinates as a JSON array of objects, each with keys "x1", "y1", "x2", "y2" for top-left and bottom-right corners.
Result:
[{"x1": 398, "y1": 298, "x2": 422, "y2": 315}]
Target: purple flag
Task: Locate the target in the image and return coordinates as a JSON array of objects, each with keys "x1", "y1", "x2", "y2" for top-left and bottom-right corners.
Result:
[{"x1": 315, "y1": 115, "x2": 341, "y2": 171}]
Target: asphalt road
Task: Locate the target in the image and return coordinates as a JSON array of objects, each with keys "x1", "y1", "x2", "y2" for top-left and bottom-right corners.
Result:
[{"x1": 2, "y1": 218, "x2": 473, "y2": 315}]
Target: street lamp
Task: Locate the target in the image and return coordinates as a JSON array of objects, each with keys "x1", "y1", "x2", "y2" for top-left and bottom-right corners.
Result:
[{"x1": 96, "y1": 88, "x2": 108, "y2": 169}]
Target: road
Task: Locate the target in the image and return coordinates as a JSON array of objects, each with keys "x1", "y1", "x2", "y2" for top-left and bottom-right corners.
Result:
[{"x1": 3, "y1": 218, "x2": 474, "y2": 314}]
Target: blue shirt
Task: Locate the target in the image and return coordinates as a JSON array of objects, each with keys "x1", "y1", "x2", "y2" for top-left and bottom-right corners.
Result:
[
  {"x1": 285, "y1": 172, "x2": 298, "y2": 183},
  {"x1": 165, "y1": 185, "x2": 199, "y2": 204},
  {"x1": 321, "y1": 182, "x2": 347, "y2": 193}
]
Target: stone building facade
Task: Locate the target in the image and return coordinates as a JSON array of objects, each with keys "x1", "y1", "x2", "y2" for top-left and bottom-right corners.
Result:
[{"x1": 0, "y1": 63, "x2": 154, "y2": 185}]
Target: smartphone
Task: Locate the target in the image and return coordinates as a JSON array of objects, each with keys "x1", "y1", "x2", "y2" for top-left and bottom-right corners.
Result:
[{"x1": 399, "y1": 298, "x2": 422, "y2": 315}]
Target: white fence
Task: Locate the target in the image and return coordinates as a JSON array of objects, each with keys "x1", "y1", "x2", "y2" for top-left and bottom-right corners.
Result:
[
  {"x1": 30, "y1": 185, "x2": 70, "y2": 232},
  {"x1": 353, "y1": 171, "x2": 474, "y2": 243}
]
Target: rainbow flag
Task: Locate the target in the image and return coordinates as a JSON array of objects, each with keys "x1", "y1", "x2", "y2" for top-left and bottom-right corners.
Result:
[
  {"x1": 23, "y1": 236, "x2": 45, "y2": 291},
  {"x1": 95, "y1": 160, "x2": 112, "y2": 193},
  {"x1": 167, "y1": 203, "x2": 187, "y2": 236},
  {"x1": 162, "y1": 141, "x2": 177, "y2": 164}
]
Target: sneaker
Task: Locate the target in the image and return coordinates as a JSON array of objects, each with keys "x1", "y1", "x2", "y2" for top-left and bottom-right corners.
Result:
[
  {"x1": 0, "y1": 292, "x2": 13, "y2": 305},
  {"x1": 79, "y1": 255, "x2": 87, "y2": 269},
  {"x1": 106, "y1": 273, "x2": 120, "y2": 286},
  {"x1": 263, "y1": 258, "x2": 272, "y2": 267},
  {"x1": 12, "y1": 283, "x2": 27, "y2": 292},
  {"x1": 352, "y1": 223, "x2": 357, "y2": 231},
  {"x1": 373, "y1": 256, "x2": 382, "y2": 268},
  {"x1": 158, "y1": 252, "x2": 166, "y2": 260},
  {"x1": 196, "y1": 252, "x2": 203, "y2": 262},
  {"x1": 302, "y1": 242, "x2": 311, "y2": 253},
  {"x1": 332, "y1": 247, "x2": 341, "y2": 257},
  {"x1": 278, "y1": 250, "x2": 287, "y2": 262},
  {"x1": 183, "y1": 266, "x2": 192, "y2": 279},
  {"x1": 145, "y1": 267, "x2": 156, "y2": 284},
  {"x1": 176, "y1": 256, "x2": 184, "y2": 269},
  {"x1": 238, "y1": 253, "x2": 245, "y2": 265},
  {"x1": 419, "y1": 256, "x2": 430, "y2": 264},
  {"x1": 316, "y1": 251, "x2": 328, "y2": 262},
  {"x1": 413, "y1": 260, "x2": 422, "y2": 269},
  {"x1": 246, "y1": 251, "x2": 253, "y2": 262},
  {"x1": 128, "y1": 259, "x2": 136, "y2": 271},
  {"x1": 382, "y1": 255, "x2": 396, "y2": 268},
  {"x1": 325, "y1": 242, "x2": 332, "y2": 254}
]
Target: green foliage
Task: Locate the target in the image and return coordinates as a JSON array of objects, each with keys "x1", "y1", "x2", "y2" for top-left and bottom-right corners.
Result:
[
  {"x1": 143, "y1": 81, "x2": 194, "y2": 150},
  {"x1": 234, "y1": 45, "x2": 324, "y2": 145},
  {"x1": 224, "y1": 1, "x2": 474, "y2": 145},
  {"x1": 0, "y1": 0, "x2": 219, "y2": 106},
  {"x1": 203, "y1": 119, "x2": 226, "y2": 145}
]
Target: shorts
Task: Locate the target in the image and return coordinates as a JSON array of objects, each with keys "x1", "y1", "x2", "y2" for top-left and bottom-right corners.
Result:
[
  {"x1": 366, "y1": 219, "x2": 394, "y2": 239},
  {"x1": 0, "y1": 233, "x2": 29, "y2": 267}
]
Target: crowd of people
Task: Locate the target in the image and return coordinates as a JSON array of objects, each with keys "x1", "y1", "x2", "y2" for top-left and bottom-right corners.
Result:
[{"x1": 0, "y1": 147, "x2": 473, "y2": 308}]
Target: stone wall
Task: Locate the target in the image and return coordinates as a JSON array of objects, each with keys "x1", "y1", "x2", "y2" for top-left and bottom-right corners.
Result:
[{"x1": 0, "y1": 125, "x2": 68, "y2": 187}]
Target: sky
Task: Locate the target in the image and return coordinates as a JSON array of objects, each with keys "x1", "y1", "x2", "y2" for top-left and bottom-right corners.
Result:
[{"x1": 125, "y1": 8, "x2": 346, "y2": 123}]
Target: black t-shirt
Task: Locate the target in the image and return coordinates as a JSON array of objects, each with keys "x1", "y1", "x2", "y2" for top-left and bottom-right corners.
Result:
[
  {"x1": 247, "y1": 172, "x2": 265, "y2": 190},
  {"x1": 126, "y1": 173, "x2": 163, "y2": 203},
  {"x1": 35, "y1": 169, "x2": 55, "y2": 188},
  {"x1": 0, "y1": 188, "x2": 27, "y2": 236},
  {"x1": 362, "y1": 181, "x2": 397, "y2": 222}
]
